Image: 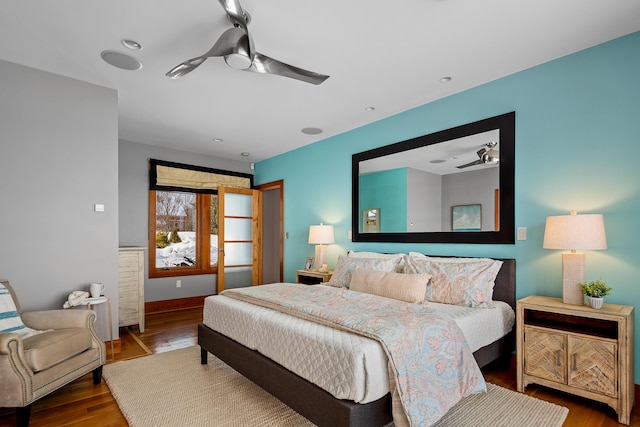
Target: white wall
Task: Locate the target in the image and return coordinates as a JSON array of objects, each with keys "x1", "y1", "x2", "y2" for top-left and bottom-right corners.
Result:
[
  {"x1": 441, "y1": 167, "x2": 499, "y2": 231},
  {"x1": 0, "y1": 59, "x2": 118, "y2": 339},
  {"x1": 118, "y1": 139, "x2": 253, "y2": 302},
  {"x1": 407, "y1": 168, "x2": 442, "y2": 232}
]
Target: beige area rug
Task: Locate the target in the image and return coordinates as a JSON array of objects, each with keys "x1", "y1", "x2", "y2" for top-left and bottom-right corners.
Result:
[{"x1": 103, "y1": 346, "x2": 568, "y2": 427}]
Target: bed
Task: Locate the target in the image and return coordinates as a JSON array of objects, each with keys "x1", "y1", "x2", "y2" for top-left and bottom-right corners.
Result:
[{"x1": 198, "y1": 255, "x2": 516, "y2": 427}]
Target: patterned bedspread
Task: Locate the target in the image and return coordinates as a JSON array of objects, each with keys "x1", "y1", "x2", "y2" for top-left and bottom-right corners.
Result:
[{"x1": 222, "y1": 283, "x2": 485, "y2": 427}]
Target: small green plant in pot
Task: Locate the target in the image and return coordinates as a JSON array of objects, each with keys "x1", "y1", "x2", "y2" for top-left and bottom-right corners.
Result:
[{"x1": 579, "y1": 278, "x2": 612, "y2": 309}]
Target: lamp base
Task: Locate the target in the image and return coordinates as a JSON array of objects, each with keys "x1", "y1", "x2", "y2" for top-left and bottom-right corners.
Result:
[
  {"x1": 562, "y1": 252, "x2": 585, "y2": 305},
  {"x1": 315, "y1": 245, "x2": 327, "y2": 271}
]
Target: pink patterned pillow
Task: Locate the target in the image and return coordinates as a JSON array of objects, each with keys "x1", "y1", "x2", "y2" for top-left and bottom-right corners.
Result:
[
  {"x1": 405, "y1": 256, "x2": 503, "y2": 308},
  {"x1": 327, "y1": 255, "x2": 402, "y2": 289}
]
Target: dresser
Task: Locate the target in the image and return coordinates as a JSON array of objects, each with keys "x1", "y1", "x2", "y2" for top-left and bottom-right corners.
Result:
[
  {"x1": 118, "y1": 247, "x2": 146, "y2": 333},
  {"x1": 516, "y1": 295, "x2": 634, "y2": 424}
]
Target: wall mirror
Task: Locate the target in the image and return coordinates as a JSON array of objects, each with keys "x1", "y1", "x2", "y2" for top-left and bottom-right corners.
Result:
[{"x1": 352, "y1": 112, "x2": 515, "y2": 244}]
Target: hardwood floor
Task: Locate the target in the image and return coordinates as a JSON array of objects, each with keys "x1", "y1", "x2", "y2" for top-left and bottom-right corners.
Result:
[{"x1": 1, "y1": 307, "x2": 638, "y2": 426}]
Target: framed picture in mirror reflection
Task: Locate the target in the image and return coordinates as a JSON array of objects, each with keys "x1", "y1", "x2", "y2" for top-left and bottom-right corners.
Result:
[
  {"x1": 362, "y1": 208, "x2": 380, "y2": 233},
  {"x1": 452, "y1": 204, "x2": 481, "y2": 231}
]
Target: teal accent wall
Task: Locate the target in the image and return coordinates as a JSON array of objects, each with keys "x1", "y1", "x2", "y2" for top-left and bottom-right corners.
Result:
[
  {"x1": 255, "y1": 32, "x2": 640, "y2": 381},
  {"x1": 360, "y1": 168, "x2": 407, "y2": 232}
]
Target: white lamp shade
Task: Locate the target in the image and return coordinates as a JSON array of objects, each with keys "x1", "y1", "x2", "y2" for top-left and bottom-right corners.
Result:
[
  {"x1": 543, "y1": 213, "x2": 607, "y2": 250},
  {"x1": 308, "y1": 224, "x2": 335, "y2": 245}
]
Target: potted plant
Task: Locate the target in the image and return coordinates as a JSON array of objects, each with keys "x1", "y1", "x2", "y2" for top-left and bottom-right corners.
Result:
[{"x1": 579, "y1": 278, "x2": 612, "y2": 309}]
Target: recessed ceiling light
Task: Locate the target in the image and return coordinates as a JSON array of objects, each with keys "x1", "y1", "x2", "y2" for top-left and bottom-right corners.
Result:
[
  {"x1": 240, "y1": 152, "x2": 250, "y2": 157},
  {"x1": 121, "y1": 39, "x2": 143, "y2": 51},
  {"x1": 212, "y1": 138, "x2": 223, "y2": 143},
  {"x1": 365, "y1": 106, "x2": 375, "y2": 112},
  {"x1": 100, "y1": 50, "x2": 142, "y2": 71},
  {"x1": 439, "y1": 76, "x2": 452, "y2": 83},
  {"x1": 301, "y1": 127, "x2": 323, "y2": 135},
  {"x1": 430, "y1": 159, "x2": 446, "y2": 164}
]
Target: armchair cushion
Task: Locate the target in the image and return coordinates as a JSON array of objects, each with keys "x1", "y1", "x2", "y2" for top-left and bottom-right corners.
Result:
[{"x1": 23, "y1": 328, "x2": 93, "y2": 372}]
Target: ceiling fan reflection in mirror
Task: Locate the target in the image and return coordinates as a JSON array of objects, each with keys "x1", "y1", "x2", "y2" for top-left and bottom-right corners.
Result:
[
  {"x1": 457, "y1": 142, "x2": 499, "y2": 169},
  {"x1": 166, "y1": 0, "x2": 329, "y2": 85}
]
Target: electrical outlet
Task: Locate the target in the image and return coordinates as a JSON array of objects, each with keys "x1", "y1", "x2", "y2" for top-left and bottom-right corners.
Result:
[{"x1": 176, "y1": 280, "x2": 182, "y2": 288}]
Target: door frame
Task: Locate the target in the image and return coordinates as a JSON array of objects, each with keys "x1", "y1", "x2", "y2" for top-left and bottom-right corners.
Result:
[{"x1": 255, "y1": 180, "x2": 284, "y2": 282}]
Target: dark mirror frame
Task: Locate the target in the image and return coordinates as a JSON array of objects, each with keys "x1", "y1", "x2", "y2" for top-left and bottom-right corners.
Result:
[{"x1": 352, "y1": 111, "x2": 515, "y2": 244}]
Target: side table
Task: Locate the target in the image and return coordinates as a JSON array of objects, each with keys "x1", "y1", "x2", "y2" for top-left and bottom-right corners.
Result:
[
  {"x1": 79, "y1": 297, "x2": 114, "y2": 362},
  {"x1": 516, "y1": 295, "x2": 634, "y2": 424},
  {"x1": 295, "y1": 269, "x2": 333, "y2": 285}
]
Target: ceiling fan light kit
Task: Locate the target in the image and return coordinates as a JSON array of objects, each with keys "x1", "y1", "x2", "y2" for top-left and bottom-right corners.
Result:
[
  {"x1": 166, "y1": 0, "x2": 329, "y2": 84},
  {"x1": 456, "y1": 141, "x2": 500, "y2": 169}
]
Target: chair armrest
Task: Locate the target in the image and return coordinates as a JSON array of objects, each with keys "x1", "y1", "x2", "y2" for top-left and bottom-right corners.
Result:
[
  {"x1": 22, "y1": 309, "x2": 95, "y2": 330},
  {"x1": 0, "y1": 331, "x2": 22, "y2": 355},
  {"x1": 0, "y1": 332, "x2": 35, "y2": 407}
]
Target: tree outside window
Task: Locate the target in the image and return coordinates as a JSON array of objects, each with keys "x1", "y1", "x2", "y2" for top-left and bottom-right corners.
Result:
[{"x1": 149, "y1": 190, "x2": 218, "y2": 277}]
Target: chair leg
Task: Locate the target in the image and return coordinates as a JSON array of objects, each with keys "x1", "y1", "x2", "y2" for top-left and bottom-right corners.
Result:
[
  {"x1": 201, "y1": 348, "x2": 208, "y2": 365},
  {"x1": 92, "y1": 365, "x2": 103, "y2": 384},
  {"x1": 16, "y1": 404, "x2": 32, "y2": 427}
]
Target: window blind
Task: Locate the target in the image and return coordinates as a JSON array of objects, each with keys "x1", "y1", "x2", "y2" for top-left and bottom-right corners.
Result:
[{"x1": 149, "y1": 159, "x2": 252, "y2": 193}]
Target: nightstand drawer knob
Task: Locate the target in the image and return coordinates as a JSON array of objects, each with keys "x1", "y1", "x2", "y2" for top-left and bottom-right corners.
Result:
[{"x1": 556, "y1": 350, "x2": 561, "y2": 366}]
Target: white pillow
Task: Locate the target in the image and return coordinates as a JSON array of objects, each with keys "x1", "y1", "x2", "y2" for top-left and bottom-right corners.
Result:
[
  {"x1": 350, "y1": 268, "x2": 430, "y2": 303},
  {"x1": 0, "y1": 283, "x2": 44, "y2": 339}
]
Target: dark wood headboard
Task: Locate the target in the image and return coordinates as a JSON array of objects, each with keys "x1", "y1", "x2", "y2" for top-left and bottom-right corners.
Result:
[{"x1": 492, "y1": 258, "x2": 516, "y2": 310}]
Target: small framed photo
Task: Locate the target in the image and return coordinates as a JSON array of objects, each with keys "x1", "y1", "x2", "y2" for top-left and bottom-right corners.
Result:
[
  {"x1": 452, "y1": 204, "x2": 482, "y2": 231},
  {"x1": 304, "y1": 256, "x2": 315, "y2": 271}
]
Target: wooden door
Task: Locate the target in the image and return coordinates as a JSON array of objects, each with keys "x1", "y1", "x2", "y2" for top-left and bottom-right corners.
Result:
[{"x1": 217, "y1": 187, "x2": 262, "y2": 293}]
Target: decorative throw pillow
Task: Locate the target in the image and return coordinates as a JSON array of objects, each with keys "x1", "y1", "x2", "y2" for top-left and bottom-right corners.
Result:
[
  {"x1": 0, "y1": 283, "x2": 43, "y2": 338},
  {"x1": 327, "y1": 255, "x2": 402, "y2": 288},
  {"x1": 404, "y1": 256, "x2": 503, "y2": 308},
  {"x1": 347, "y1": 251, "x2": 406, "y2": 272},
  {"x1": 403, "y1": 256, "x2": 431, "y2": 274},
  {"x1": 430, "y1": 258, "x2": 503, "y2": 308},
  {"x1": 408, "y1": 251, "x2": 428, "y2": 259},
  {"x1": 349, "y1": 268, "x2": 430, "y2": 303}
]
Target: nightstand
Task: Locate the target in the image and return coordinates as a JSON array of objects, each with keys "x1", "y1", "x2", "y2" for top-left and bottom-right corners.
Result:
[
  {"x1": 516, "y1": 295, "x2": 634, "y2": 425},
  {"x1": 295, "y1": 269, "x2": 333, "y2": 285}
]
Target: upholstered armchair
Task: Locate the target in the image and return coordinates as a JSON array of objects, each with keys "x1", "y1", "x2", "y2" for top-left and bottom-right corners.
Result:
[{"x1": 0, "y1": 279, "x2": 106, "y2": 426}]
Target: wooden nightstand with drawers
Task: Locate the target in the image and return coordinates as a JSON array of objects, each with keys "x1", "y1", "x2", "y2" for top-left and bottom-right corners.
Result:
[
  {"x1": 295, "y1": 269, "x2": 333, "y2": 285},
  {"x1": 516, "y1": 295, "x2": 634, "y2": 424}
]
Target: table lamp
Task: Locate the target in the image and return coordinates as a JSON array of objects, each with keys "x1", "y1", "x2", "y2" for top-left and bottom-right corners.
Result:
[
  {"x1": 543, "y1": 210, "x2": 607, "y2": 305},
  {"x1": 308, "y1": 223, "x2": 334, "y2": 270}
]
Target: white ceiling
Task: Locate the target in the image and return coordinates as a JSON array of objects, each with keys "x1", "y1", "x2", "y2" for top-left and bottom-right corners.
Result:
[{"x1": 2, "y1": 1, "x2": 639, "y2": 164}]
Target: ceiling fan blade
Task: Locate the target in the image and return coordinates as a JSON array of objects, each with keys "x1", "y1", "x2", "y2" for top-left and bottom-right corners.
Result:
[
  {"x1": 456, "y1": 159, "x2": 484, "y2": 169},
  {"x1": 218, "y1": 0, "x2": 249, "y2": 29},
  {"x1": 166, "y1": 56, "x2": 207, "y2": 79},
  {"x1": 248, "y1": 52, "x2": 329, "y2": 85},
  {"x1": 166, "y1": 27, "x2": 248, "y2": 79}
]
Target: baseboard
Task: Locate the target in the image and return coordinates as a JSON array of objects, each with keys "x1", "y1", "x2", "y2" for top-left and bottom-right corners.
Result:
[{"x1": 145, "y1": 295, "x2": 211, "y2": 314}]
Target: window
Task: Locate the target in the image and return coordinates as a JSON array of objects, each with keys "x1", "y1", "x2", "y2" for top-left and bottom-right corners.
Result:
[
  {"x1": 148, "y1": 159, "x2": 251, "y2": 278},
  {"x1": 149, "y1": 191, "x2": 218, "y2": 277}
]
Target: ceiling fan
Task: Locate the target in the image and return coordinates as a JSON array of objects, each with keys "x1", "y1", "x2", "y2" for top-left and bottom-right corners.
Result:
[
  {"x1": 166, "y1": 0, "x2": 329, "y2": 85},
  {"x1": 456, "y1": 142, "x2": 500, "y2": 169}
]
